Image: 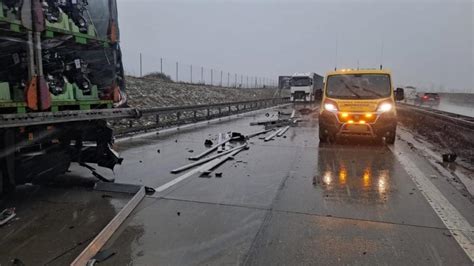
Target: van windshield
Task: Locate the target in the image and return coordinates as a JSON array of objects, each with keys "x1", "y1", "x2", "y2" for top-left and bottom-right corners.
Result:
[
  {"x1": 290, "y1": 77, "x2": 311, "y2": 87},
  {"x1": 326, "y1": 74, "x2": 391, "y2": 99}
]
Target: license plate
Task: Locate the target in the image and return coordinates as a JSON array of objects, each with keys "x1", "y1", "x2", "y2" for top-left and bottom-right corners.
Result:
[{"x1": 346, "y1": 124, "x2": 369, "y2": 132}]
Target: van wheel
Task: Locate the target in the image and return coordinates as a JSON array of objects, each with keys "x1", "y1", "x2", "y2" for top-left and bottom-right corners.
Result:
[
  {"x1": 384, "y1": 130, "x2": 396, "y2": 145},
  {"x1": 319, "y1": 127, "x2": 336, "y2": 144},
  {"x1": 319, "y1": 128, "x2": 328, "y2": 143}
]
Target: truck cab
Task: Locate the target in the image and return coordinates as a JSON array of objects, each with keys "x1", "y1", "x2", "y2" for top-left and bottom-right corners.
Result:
[
  {"x1": 318, "y1": 69, "x2": 403, "y2": 144},
  {"x1": 290, "y1": 73, "x2": 315, "y2": 102}
]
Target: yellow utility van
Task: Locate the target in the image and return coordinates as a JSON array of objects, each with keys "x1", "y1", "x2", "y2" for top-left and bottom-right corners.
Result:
[{"x1": 318, "y1": 69, "x2": 404, "y2": 144}]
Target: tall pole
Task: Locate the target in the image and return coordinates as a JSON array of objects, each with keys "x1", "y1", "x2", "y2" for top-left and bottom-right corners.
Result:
[
  {"x1": 211, "y1": 69, "x2": 213, "y2": 85},
  {"x1": 240, "y1": 75, "x2": 243, "y2": 88},
  {"x1": 234, "y1": 73, "x2": 237, "y2": 87},
  {"x1": 190, "y1": 65, "x2": 193, "y2": 83},
  {"x1": 220, "y1": 71, "x2": 223, "y2": 86},
  {"x1": 246, "y1": 76, "x2": 249, "y2": 88},
  {"x1": 227, "y1": 72, "x2": 230, "y2": 87},
  {"x1": 160, "y1": 58, "x2": 163, "y2": 73},
  {"x1": 176, "y1": 61, "x2": 178, "y2": 81},
  {"x1": 201, "y1": 66, "x2": 204, "y2": 84},
  {"x1": 139, "y1": 53, "x2": 142, "y2": 77}
]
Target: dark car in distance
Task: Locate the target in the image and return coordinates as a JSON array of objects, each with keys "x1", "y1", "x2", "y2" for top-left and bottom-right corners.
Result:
[{"x1": 414, "y1": 93, "x2": 440, "y2": 106}]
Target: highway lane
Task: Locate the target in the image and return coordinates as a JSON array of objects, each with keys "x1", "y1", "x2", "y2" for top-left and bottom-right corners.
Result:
[{"x1": 98, "y1": 105, "x2": 473, "y2": 265}]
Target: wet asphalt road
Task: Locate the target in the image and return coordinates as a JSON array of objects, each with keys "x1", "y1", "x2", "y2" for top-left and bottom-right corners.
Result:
[
  {"x1": 0, "y1": 105, "x2": 472, "y2": 265},
  {"x1": 99, "y1": 105, "x2": 472, "y2": 265}
]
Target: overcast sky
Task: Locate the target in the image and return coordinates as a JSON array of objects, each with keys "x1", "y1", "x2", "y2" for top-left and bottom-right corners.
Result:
[{"x1": 117, "y1": 0, "x2": 473, "y2": 92}]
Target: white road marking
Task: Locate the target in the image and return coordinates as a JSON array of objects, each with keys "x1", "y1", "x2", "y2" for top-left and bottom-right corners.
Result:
[{"x1": 389, "y1": 145, "x2": 474, "y2": 262}]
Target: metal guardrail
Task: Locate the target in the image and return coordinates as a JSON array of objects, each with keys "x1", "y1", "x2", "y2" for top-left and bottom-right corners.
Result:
[
  {"x1": 0, "y1": 98, "x2": 290, "y2": 129},
  {"x1": 117, "y1": 97, "x2": 291, "y2": 135},
  {"x1": 397, "y1": 103, "x2": 474, "y2": 130}
]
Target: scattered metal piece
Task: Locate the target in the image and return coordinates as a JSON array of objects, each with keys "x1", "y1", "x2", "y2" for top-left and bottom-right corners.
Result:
[
  {"x1": 72, "y1": 186, "x2": 146, "y2": 266},
  {"x1": 188, "y1": 149, "x2": 194, "y2": 153},
  {"x1": 290, "y1": 110, "x2": 296, "y2": 119},
  {"x1": 200, "y1": 146, "x2": 247, "y2": 176},
  {"x1": 217, "y1": 133, "x2": 225, "y2": 153},
  {"x1": 189, "y1": 137, "x2": 232, "y2": 160},
  {"x1": 246, "y1": 129, "x2": 272, "y2": 139},
  {"x1": 277, "y1": 126, "x2": 290, "y2": 137},
  {"x1": 157, "y1": 149, "x2": 161, "y2": 153},
  {"x1": 250, "y1": 119, "x2": 286, "y2": 126},
  {"x1": 172, "y1": 144, "x2": 248, "y2": 174},
  {"x1": 215, "y1": 172, "x2": 223, "y2": 177},
  {"x1": 0, "y1": 208, "x2": 16, "y2": 226},
  {"x1": 264, "y1": 128, "x2": 284, "y2": 142}
]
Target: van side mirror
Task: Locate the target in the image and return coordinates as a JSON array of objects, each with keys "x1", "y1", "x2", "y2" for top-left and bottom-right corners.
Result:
[{"x1": 395, "y1": 88, "x2": 405, "y2": 101}]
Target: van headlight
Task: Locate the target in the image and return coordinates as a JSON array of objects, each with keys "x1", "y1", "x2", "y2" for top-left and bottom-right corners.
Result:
[
  {"x1": 324, "y1": 103, "x2": 338, "y2": 112},
  {"x1": 377, "y1": 102, "x2": 393, "y2": 112}
]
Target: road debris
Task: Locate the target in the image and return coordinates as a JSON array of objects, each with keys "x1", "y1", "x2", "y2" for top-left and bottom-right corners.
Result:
[
  {"x1": 10, "y1": 258, "x2": 25, "y2": 266},
  {"x1": 277, "y1": 126, "x2": 290, "y2": 137},
  {"x1": 442, "y1": 153, "x2": 457, "y2": 163},
  {"x1": 264, "y1": 128, "x2": 285, "y2": 142},
  {"x1": 91, "y1": 249, "x2": 116, "y2": 263},
  {"x1": 72, "y1": 187, "x2": 146, "y2": 266},
  {"x1": 217, "y1": 133, "x2": 225, "y2": 153},
  {"x1": 172, "y1": 144, "x2": 248, "y2": 173},
  {"x1": 231, "y1": 132, "x2": 246, "y2": 141},
  {"x1": 246, "y1": 129, "x2": 273, "y2": 139},
  {"x1": 79, "y1": 163, "x2": 115, "y2": 182},
  {"x1": 215, "y1": 172, "x2": 223, "y2": 177},
  {"x1": 200, "y1": 145, "x2": 248, "y2": 176},
  {"x1": 0, "y1": 208, "x2": 16, "y2": 226},
  {"x1": 204, "y1": 139, "x2": 213, "y2": 146},
  {"x1": 189, "y1": 137, "x2": 232, "y2": 160}
]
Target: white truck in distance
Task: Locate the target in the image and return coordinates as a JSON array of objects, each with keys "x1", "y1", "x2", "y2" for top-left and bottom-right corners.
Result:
[{"x1": 290, "y1": 72, "x2": 323, "y2": 102}]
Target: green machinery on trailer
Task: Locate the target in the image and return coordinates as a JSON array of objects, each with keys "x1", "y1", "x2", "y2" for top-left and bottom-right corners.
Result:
[{"x1": 0, "y1": 0, "x2": 130, "y2": 194}]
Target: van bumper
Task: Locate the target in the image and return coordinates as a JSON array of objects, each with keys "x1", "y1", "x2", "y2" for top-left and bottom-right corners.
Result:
[{"x1": 319, "y1": 110, "x2": 397, "y2": 137}]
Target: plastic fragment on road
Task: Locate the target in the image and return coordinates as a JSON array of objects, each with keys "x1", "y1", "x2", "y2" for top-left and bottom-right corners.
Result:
[
  {"x1": 204, "y1": 139, "x2": 213, "y2": 146},
  {"x1": 0, "y1": 208, "x2": 16, "y2": 226}
]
